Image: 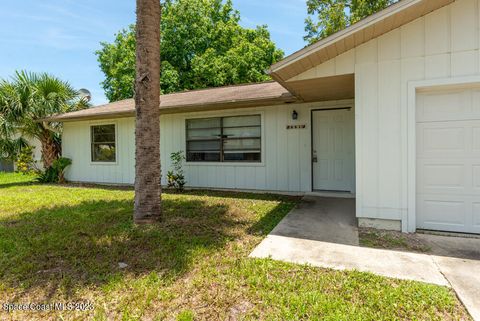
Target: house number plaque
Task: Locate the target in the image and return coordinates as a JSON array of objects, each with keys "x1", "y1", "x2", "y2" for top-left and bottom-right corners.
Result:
[{"x1": 286, "y1": 124, "x2": 306, "y2": 129}]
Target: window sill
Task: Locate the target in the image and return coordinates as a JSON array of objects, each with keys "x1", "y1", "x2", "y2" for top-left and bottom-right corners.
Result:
[{"x1": 90, "y1": 161, "x2": 119, "y2": 166}]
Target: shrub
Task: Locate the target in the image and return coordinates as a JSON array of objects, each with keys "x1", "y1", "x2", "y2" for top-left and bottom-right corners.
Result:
[
  {"x1": 15, "y1": 146, "x2": 37, "y2": 174},
  {"x1": 53, "y1": 157, "x2": 72, "y2": 184},
  {"x1": 36, "y1": 166, "x2": 58, "y2": 183},
  {"x1": 36, "y1": 157, "x2": 72, "y2": 183},
  {"x1": 167, "y1": 151, "x2": 186, "y2": 192}
]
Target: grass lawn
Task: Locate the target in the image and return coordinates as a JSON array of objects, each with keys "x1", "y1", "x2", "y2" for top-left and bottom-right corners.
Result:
[{"x1": 0, "y1": 173, "x2": 470, "y2": 320}]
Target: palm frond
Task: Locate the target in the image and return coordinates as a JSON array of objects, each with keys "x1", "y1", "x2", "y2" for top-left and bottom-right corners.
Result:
[{"x1": 0, "y1": 70, "x2": 86, "y2": 159}]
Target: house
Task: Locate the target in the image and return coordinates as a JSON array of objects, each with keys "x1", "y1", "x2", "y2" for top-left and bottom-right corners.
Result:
[
  {"x1": 0, "y1": 137, "x2": 43, "y2": 172},
  {"x1": 0, "y1": 159, "x2": 14, "y2": 172},
  {"x1": 48, "y1": 0, "x2": 480, "y2": 235}
]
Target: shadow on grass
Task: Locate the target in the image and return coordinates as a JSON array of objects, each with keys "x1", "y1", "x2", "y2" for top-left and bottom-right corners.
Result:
[
  {"x1": 0, "y1": 188, "x2": 298, "y2": 301},
  {"x1": 0, "y1": 181, "x2": 37, "y2": 189},
  {"x1": 168, "y1": 189, "x2": 301, "y2": 202},
  {"x1": 54, "y1": 182, "x2": 300, "y2": 202},
  {"x1": 0, "y1": 197, "x2": 235, "y2": 298},
  {"x1": 247, "y1": 201, "x2": 299, "y2": 237}
]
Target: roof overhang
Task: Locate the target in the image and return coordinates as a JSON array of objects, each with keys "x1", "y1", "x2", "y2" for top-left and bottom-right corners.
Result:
[
  {"x1": 269, "y1": 0, "x2": 454, "y2": 90},
  {"x1": 283, "y1": 74, "x2": 355, "y2": 102},
  {"x1": 43, "y1": 85, "x2": 298, "y2": 122}
]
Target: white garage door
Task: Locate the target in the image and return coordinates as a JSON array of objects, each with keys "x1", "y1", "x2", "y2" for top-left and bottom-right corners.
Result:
[{"x1": 416, "y1": 86, "x2": 480, "y2": 234}]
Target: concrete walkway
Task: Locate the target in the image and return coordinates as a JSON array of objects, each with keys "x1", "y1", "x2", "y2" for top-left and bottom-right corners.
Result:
[{"x1": 250, "y1": 196, "x2": 480, "y2": 320}]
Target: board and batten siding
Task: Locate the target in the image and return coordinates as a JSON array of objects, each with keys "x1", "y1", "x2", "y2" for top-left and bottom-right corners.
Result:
[
  {"x1": 62, "y1": 118, "x2": 136, "y2": 184},
  {"x1": 62, "y1": 100, "x2": 354, "y2": 192},
  {"x1": 288, "y1": 0, "x2": 480, "y2": 223}
]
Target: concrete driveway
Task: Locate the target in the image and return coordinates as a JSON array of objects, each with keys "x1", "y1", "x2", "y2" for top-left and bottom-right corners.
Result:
[{"x1": 250, "y1": 196, "x2": 480, "y2": 320}]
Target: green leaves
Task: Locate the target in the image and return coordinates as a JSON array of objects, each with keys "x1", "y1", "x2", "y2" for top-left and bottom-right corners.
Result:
[
  {"x1": 97, "y1": 27, "x2": 136, "y2": 102},
  {"x1": 167, "y1": 151, "x2": 186, "y2": 192},
  {"x1": 304, "y1": 0, "x2": 398, "y2": 44},
  {"x1": 96, "y1": 0, "x2": 284, "y2": 102},
  {"x1": 0, "y1": 71, "x2": 86, "y2": 160},
  {"x1": 36, "y1": 157, "x2": 72, "y2": 183}
]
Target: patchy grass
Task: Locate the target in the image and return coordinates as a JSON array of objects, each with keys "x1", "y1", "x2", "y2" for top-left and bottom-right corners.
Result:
[
  {"x1": 0, "y1": 173, "x2": 469, "y2": 320},
  {"x1": 359, "y1": 228, "x2": 432, "y2": 253}
]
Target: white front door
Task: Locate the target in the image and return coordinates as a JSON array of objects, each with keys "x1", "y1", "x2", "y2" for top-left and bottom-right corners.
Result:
[
  {"x1": 312, "y1": 108, "x2": 355, "y2": 192},
  {"x1": 416, "y1": 87, "x2": 480, "y2": 234}
]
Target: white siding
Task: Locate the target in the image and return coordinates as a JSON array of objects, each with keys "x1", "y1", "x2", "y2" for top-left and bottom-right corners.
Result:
[
  {"x1": 288, "y1": 0, "x2": 480, "y2": 222},
  {"x1": 63, "y1": 100, "x2": 353, "y2": 192},
  {"x1": 160, "y1": 101, "x2": 352, "y2": 192},
  {"x1": 62, "y1": 0, "x2": 480, "y2": 228},
  {"x1": 62, "y1": 118, "x2": 135, "y2": 184},
  {"x1": 30, "y1": 138, "x2": 43, "y2": 169}
]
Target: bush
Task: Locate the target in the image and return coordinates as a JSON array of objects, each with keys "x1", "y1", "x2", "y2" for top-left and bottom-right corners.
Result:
[
  {"x1": 36, "y1": 157, "x2": 72, "y2": 183},
  {"x1": 15, "y1": 146, "x2": 37, "y2": 174},
  {"x1": 167, "y1": 151, "x2": 186, "y2": 192},
  {"x1": 36, "y1": 166, "x2": 58, "y2": 183},
  {"x1": 53, "y1": 157, "x2": 72, "y2": 183}
]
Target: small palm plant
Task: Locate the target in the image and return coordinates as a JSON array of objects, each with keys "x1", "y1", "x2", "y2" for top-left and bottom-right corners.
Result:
[
  {"x1": 53, "y1": 157, "x2": 72, "y2": 184},
  {"x1": 167, "y1": 151, "x2": 186, "y2": 192},
  {"x1": 36, "y1": 157, "x2": 72, "y2": 184}
]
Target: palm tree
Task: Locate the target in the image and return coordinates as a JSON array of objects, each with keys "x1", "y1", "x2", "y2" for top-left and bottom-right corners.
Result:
[
  {"x1": 0, "y1": 80, "x2": 28, "y2": 160},
  {"x1": 0, "y1": 71, "x2": 86, "y2": 168},
  {"x1": 134, "y1": 0, "x2": 162, "y2": 223}
]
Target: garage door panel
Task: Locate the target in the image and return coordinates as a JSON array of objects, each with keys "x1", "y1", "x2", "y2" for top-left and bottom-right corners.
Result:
[
  {"x1": 417, "y1": 125, "x2": 465, "y2": 154},
  {"x1": 416, "y1": 87, "x2": 480, "y2": 234},
  {"x1": 418, "y1": 88, "x2": 480, "y2": 121},
  {"x1": 474, "y1": 165, "x2": 480, "y2": 191},
  {"x1": 417, "y1": 90, "x2": 468, "y2": 121},
  {"x1": 418, "y1": 197, "x2": 466, "y2": 225},
  {"x1": 417, "y1": 195, "x2": 479, "y2": 233},
  {"x1": 417, "y1": 160, "x2": 473, "y2": 194},
  {"x1": 474, "y1": 203, "x2": 480, "y2": 227},
  {"x1": 421, "y1": 164, "x2": 465, "y2": 190},
  {"x1": 474, "y1": 127, "x2": 480, "y2": 151}
]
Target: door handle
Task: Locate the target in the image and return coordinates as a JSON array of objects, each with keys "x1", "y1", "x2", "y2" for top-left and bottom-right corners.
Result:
[{"x1": 312, "y1": 156, "x2": 318, "y2": 163}]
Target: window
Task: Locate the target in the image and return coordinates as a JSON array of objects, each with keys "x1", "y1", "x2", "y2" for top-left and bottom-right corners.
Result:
[
  {"x1": 186, "y1": 115, "x2": 261, "y2": 162},
  {"x1": 91, "y1": 124, "x2": 116, "y2": 162}
]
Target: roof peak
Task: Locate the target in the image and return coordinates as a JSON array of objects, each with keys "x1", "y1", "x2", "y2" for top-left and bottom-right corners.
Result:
[{"x1": 269, "y1": 0, "x2": 454, "y2": 81}]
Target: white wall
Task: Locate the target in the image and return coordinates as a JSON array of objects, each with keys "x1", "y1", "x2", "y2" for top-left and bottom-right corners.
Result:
[
  {"x1": 289, "y1": 0, "x2": 480, "y2": 224},
  {"x1": 62, "y1": 118, "x2": 135, "y2": 184},
  {"x1": 62, "y1": 0, "x2": 480, "y2": 226},
  {"x1": 62, "y1": 100, "x2": 354, "y2": 192},
  {"x1": 29, "y1": 137, "x2": 43, "y2": 170}
]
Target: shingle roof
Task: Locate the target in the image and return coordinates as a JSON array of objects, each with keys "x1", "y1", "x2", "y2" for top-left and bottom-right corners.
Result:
[{"x1": 47, "y1": 81, "x2": 296, "y2": 122}]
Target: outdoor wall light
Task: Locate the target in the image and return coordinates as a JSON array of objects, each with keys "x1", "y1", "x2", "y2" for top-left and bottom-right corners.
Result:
[{"x1": 292, "y1": 110, "x2": 298, "y2": 120}]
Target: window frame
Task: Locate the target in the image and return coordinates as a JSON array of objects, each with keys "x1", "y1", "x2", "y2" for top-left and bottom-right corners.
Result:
[
  {"x1": 185, "y1": 114, "x2": 263, "y2": 164},
  {"x1": 90, "y1": 122, "x2": 118, "y2": 164}
]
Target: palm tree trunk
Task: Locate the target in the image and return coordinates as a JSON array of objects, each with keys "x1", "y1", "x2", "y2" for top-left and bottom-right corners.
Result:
[
  {"x1": 40, "y1": 131, "x2": 60, "y2": 169},
  {"x1": 134, "y1": 0, "x2": 162, "y2": 223}
]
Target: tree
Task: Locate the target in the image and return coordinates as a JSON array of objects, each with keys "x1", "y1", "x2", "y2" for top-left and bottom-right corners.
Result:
[
  {"x1": 304, "y1": 0, "x2": 398, "y2": 44},
  {"x1": 0, "y1": 81, "x2": 28, "y2": 161},
  {"x1": 0, "y1": 71, "x2": 86, "y2": 168},
  {"x1": 133, "y1": 0, "x2": 162, "y2": 223},
  {"x1": 96, "y1": 0, "x2": 284, "y2": 102}
]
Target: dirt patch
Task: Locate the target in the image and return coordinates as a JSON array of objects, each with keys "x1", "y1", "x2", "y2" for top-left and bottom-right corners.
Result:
[{"x1": 359, "y1": 228, "x2": 431, "y2": 253}]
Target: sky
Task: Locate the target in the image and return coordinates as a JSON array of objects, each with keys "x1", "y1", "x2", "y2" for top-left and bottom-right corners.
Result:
[{"x1": 0, "y1": 0, "x2": 308, "y2": 106}]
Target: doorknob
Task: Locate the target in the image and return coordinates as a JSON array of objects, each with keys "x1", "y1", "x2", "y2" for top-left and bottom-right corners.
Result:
[{"x1": 312, "y1": 150, "x2": 317, "y2": 163}]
